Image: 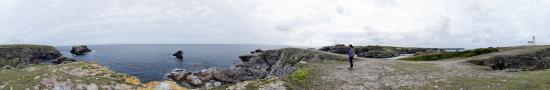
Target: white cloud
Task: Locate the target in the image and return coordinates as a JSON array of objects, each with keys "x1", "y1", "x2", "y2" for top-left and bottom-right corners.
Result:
[{"x1": 0, "y1": 0, "x2": 548, "y2": 48}]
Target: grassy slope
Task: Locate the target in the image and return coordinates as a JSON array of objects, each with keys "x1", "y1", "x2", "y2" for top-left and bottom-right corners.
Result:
[{"x1": 0, "y1": 62, "x2": 140, "y2": 90}]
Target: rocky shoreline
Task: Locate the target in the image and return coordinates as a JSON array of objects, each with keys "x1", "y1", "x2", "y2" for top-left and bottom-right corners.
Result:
[
  {"x1": 166, "y1": 48, "x2": 347, "y2": 88},
  {"x1": 0, "y1": 44, "x2": 348, "y2": 89}
]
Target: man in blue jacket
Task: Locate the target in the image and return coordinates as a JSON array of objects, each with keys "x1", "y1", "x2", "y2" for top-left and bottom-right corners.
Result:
[{"x1": 348, "y1": 44, "x2": 355, "y2": 69}]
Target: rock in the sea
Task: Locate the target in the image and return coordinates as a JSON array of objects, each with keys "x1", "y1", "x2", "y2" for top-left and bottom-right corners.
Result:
[
  {"x1": 70, "y1": 45, "x2": 92, "y2": 55},
  {"x1": 0, "y1": 44, "x2": 62, "y2": 67},
  {"x1": 52, "y1": 57, "x2": 76, "y2": 64},
  {"x1": 172, "y1": 50, "x2": 184, "y2": 59},
  {"x1": 482, "y1": 48, "x2": 550, "y2": 71}
]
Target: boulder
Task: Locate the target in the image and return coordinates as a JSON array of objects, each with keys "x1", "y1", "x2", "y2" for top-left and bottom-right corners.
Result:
[
  {"x1": 172, "y1": 50, "x2": 184, "y2": 59},
  {"x1": 0, "y1": 44, "x2": 62, "y2": 67},
  {"x1": 212, "y1": 68, "x2": 238, "y2": 83},
  {"x1": 166, "y1": 69, "x2": 192, "y2": 82},
  {"x1": 197, "y1": 69, "x2": 215, "y2": 81},
  {"x1": 70, "y1": 45, "x2": 92, "y2": 55},
  {"x1": 52, "y1": 57, "x2": 76, "y2": 64},
  {"x1": 185, "y1": 74, "x2": 203, "y2": 86}
]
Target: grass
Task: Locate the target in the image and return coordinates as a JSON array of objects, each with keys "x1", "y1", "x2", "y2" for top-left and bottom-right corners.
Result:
[
  {"x1": 401, "y1": 48, "x2": 499, "y2": 61},
  {"x1": 417, "y1": 70, "x2": 550, "y2": 90},
  {"x1": 0, "y1": 62, "x2": 138, "y2": 89}
]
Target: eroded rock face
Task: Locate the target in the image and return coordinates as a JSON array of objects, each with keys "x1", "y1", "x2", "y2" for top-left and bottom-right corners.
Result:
[
  {"x1": 52, "y1": 57, "x2": 76, "y2": 64},
  {"x1": 173, "y1": 50, "x2": 184, "y2": 59},
  {"x1": 238, "y1": 54, "x2": 258, "y2": 62},
  {"x1": 168, "y1": 48, "x2": 347, "y2": 87},
  {"x1": 0, "y1": 44, "x2": 62, "y2": 67},
  {"x1": 70, "y1": 45, "x2": 92, "y2": 55},
  {"x1": 483, "y1": 48, "x2": 550, "y2": 71}
]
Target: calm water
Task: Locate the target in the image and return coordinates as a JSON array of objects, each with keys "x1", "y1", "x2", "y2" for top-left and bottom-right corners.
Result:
[{"x1": 56, "y1": 44, "x2": 286, "y2": 82}]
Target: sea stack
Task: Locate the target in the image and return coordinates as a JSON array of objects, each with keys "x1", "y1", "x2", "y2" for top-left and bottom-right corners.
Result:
[
  {"x1": 70, "y1": 45, "x2": 92, "y2": 55},
  {"x1": 173, "y1": 50, "x2": 184, "y2": 59}
]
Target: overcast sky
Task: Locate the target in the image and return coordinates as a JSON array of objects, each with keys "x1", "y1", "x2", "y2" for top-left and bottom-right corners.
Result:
[{"x1": 0, "y1": 0, "x2": 549, "y2": 48}]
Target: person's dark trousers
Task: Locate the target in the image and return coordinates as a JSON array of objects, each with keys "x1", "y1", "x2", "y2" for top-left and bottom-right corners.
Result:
[{"x1": 349, "y1": 56, "x2": 354, "y2": 68}]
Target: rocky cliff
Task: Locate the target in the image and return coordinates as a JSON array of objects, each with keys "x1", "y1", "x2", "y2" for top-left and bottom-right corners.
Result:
[
  {"x1": 167, "y1": 48, "x2": 347, "y2": 87},
  {"x1": 0, "y1": 44, "x2": 62, "y2": 67}
]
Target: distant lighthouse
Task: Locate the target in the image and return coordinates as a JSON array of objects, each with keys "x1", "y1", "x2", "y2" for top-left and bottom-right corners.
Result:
[{"x1": 528, "y1": 35, "x2": 536, "y2": 45}]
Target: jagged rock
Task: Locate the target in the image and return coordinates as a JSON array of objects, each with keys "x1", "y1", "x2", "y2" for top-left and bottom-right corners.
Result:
[
  {"x1": 167, "y1": 48, "x2": 347, "y2": 87},
  {"x1": 166, "y1": 69, "x2": 192, "y2": 83},
  {"x1": 483, "y1": 48, "x2": 550, "y2": 71},
  {"x1": 238, "y1": 54, "x2": 258, "y2": 62},
  {"x1": 250, "y1": 49, "x2": 264, "y2": 54},
  {"x1": 0, "y1": 44, "x2": 62, "y2": 67},
  {"x1": 197, "y1": 69, "x2": 215, "y2": 81},
  {"x1": 52, "y1": 57, "x2": 76, "y2": 64},
  {"x1": 212, "y1": 68, "x2": 238, "y2": 83},
  {"x1": 185, "y1": 75, "x2": 202, "y2": 86},
  {"x1": 70, "y1": 45, "x2": 92, "y2": 55},
  {"x1": 172, "y1": 50, "x2": 184, "y2": 59}
]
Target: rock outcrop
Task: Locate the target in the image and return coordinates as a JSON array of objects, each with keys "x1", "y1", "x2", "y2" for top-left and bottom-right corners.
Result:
[
  {"x1": 70, "y1": 45, "x2": 92, "y2": 55},
  {"x1": 172, "y1": 50, "x2": 184, "y2": 59},
  {"x1": 357, "y1": 51, "x2": 399, "y2": 58},
  {"x1": 250, "y1": 49, "x2": 264, "y2": 54},
  {"x1": 480, "y1": 48, "x2": 550, "y2": 71},
  {"x1": 167, "y1": 48, "x2": 347, "y2": 87},
  {"x1": 52, "y1": 57, "x2": 76, "y2": 64},
  {"x1": 320, "y1": 44, "x2": 441, "y2": 58},
  {"x1": 0, "y1": 44, "x2": 62, "y2": 67}
]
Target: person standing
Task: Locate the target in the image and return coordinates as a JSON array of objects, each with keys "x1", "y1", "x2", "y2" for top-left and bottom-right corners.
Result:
[{"x1": 348, "y1": 44, "x2": 355, "y2": 69}]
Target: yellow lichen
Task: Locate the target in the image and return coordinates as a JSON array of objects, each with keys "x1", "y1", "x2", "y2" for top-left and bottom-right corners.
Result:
[
  {"x1": 125, "y1": 76, "x2": 141, "y2": 86},
  {"x1": 144, "y1": 81, "x2": 160, "y2": 88}
]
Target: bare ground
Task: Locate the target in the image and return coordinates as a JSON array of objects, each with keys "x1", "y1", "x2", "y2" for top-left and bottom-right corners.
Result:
[{"x1": 302, "y1": 45, "x2": 550, "y2": 90}]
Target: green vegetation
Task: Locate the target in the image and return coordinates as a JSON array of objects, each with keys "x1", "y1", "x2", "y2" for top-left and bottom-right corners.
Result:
[
  {"x1": 401, "y1": 48, "x2": 499, "y2": 61},
  {"x1": 0, "y1": 62, "x2": 138, "y2": 89},
  {"x1": 287, "y1": 68, "x2": 312, "y2": 87}
]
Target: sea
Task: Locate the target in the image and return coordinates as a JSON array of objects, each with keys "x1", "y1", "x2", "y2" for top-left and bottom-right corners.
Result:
[{"x1": 56, "y1": 44, "x2": 287, "y2": 82}]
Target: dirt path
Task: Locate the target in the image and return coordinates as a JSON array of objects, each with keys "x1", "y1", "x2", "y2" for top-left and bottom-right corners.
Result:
[{"x1": 305, "y1": 45, "x2": 550, "y2": 90}]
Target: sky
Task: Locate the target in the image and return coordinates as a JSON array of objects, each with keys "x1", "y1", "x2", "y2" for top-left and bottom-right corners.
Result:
[{"x1": 0, "y1": 0, "x2": 549, "y2": 48}]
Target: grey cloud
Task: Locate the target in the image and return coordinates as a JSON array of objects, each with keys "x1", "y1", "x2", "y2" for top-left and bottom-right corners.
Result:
[{"x1": 0, "y1": 0, "x2": 549, "y2": 48}]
